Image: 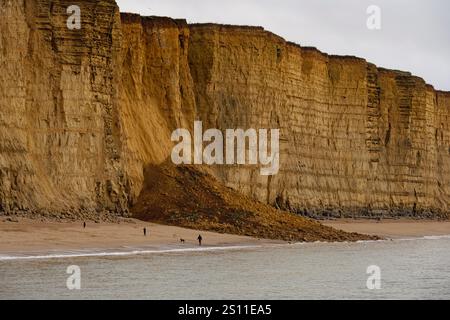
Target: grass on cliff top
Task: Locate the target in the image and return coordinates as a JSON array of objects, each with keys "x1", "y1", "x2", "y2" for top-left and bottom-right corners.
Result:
[{"x1": 131, "y1": 163, "x2": 379, "y2": 242}]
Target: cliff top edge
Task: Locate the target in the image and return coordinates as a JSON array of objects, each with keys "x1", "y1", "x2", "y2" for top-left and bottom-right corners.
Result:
[{"x1": 119, "y1": 12, "x2": 449, "y2": 94}]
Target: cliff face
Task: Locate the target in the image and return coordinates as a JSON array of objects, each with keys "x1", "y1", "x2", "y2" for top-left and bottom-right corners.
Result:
[
  {"x1": 186, "y1": 25, "x2": 450, "y2": 218},
  {"x1": 0, "y1": 0, "x2": 128, "y2": 216},
  {"x1": 118, "y1": 14, "x2": 196, "y2": 204},
  {"x1": 119, "y1": 18, "x2": 450, "y2": 218},
  {"x1": 1, "y1": 0, "x2": 449, "y2": 218}
]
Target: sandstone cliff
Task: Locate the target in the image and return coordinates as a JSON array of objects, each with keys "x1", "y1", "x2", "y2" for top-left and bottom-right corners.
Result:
[
  {"x1": 0, "y1": 0, "x2": 128, "y2": 217},
  {"x1": 186, "y1": 25, "x2": 450, "y2": 218},
  {"x1": 1, "y1": 0, "x2": 449, "y2": 220},
  {"x1": 119, "y1": 15, "x2": 450, "y2": 219}
]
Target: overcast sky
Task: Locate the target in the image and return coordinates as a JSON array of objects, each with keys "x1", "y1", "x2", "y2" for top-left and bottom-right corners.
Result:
[{"x1": 116, "y1": 0, "x2": 450, "y2": 91}]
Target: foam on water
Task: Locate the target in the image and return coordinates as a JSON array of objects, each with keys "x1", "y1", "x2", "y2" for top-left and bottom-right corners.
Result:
[
  {"x1": 0, "y1": 245, "x2": 265, "y2": 261},
  {"x1": 422, "y1": 234, "x2": 450, "y2": 240}
]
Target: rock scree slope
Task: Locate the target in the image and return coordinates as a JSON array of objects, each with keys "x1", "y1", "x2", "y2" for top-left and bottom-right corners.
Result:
[{"x1": 132, "y1": 162, "x2": 377, "y2": 242}]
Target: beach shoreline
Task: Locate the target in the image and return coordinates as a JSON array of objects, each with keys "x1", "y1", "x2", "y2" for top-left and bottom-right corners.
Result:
[
  {"x1": 323, "y1": 219, "x2": 450, "y2": 239},
  {"x1": 1, "y1": 217, "x2": 450, "y2": 259},
  {"x1": 0, "y1": 217, "x2": 281, "y2": 257}
]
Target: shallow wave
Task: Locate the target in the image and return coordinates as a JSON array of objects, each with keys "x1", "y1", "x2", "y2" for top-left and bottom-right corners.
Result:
[
  {"x1": 0, "y1": 245, "x2": 264, "y2": 261},
  {"x1": 422, "y1": 234, "x2": 450, "y2": 240},
  {"x1": 392, "y1": 234, "x2": 450, "y2": 242}
]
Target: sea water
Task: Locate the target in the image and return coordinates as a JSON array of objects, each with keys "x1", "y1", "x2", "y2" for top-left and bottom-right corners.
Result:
[{"x1": 1, "y1": 237, "x2": 449, "y2": 300}]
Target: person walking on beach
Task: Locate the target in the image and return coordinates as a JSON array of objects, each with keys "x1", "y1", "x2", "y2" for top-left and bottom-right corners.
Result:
[
  {"x1": 83, "y1": 222, "x2": 86, "y2": 229},
  {"x1": 197, "y1": 234, "x2": 203, "y2": 246},
  {"x1": 143, "y1": 227, "x2": 147, "y2": 236}
]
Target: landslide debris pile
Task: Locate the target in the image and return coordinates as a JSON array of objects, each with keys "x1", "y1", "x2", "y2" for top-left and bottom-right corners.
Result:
[{"x1": 132, "y1": 163, "x2": 378, "y2": 242}]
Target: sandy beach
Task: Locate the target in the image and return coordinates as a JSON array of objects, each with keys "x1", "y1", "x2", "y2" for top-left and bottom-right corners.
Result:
[
  {"x1": 0, "y1": 217, "x2": 279, "y2": 256},
  {"x1": 1, "y1": 217, "x2": 450, "y2": 257}
]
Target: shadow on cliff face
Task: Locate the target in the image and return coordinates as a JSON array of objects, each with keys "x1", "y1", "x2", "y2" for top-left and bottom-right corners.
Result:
[{"x1": 131, "y1": 161, "x2": 378, "y2": 242}]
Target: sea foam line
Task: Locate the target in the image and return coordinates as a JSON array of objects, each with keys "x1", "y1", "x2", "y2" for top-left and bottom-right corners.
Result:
[
  {"x1": 0, "y1": 245, "x2": 265, "y2": 261},
  {"x1": 395, "y1": 234, "x2": 450, "y2": 242}
]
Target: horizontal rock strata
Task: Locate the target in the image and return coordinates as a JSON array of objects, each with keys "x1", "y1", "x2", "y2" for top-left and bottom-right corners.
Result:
[{"x1": 1, "y1": 1, "x2": 449, "y2": 219}]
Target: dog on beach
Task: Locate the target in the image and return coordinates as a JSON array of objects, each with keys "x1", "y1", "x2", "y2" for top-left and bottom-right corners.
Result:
[{"x1": 180, "y1": 239, "x2": 185, "y2": 244}]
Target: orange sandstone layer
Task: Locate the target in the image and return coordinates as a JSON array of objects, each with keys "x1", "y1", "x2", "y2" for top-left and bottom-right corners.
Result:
[{"x1": 0, "y1": 1, "x2": 449, "y2": 224}]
